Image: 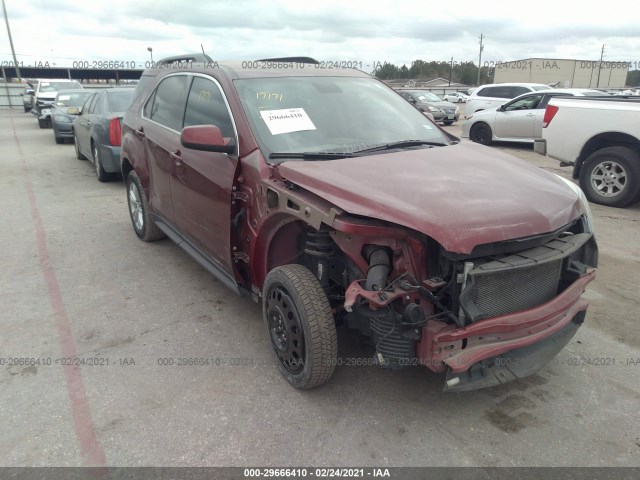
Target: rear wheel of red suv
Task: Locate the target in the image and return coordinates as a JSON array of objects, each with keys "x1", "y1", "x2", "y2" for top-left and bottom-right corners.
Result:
[
  {"x1": 263, "y1": 264, "x2": 338, "y2": 389},
  {"x1": 126, "y1": 171, "x2": 166, "y2": 241}
]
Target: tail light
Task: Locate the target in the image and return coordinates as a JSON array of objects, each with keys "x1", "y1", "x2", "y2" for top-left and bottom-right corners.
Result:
[
  {"x1": 542, "y1": 105, "x2": 559, "y2": 128},
  {"x1": 109, "y1": 117, "x2": 122, "y2": 146}
]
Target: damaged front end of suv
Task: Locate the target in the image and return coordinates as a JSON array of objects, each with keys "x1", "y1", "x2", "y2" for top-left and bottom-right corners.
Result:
[{"x1": 263, "y1": 144, "x2": 598, "y2": 392}]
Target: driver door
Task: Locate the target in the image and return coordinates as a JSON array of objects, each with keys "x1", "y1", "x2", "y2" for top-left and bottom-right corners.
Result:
[{"x1": 493, "y1": 93, "x2": 543, "y2": 140}]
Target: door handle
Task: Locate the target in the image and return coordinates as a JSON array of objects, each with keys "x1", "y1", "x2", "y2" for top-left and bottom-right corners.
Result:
[
  {"x1": 170, "y1": 151, "x2": 183, "y2": 165},
  {"x1": 135, "y1": 128, "x2": 145, "y2": 138}
]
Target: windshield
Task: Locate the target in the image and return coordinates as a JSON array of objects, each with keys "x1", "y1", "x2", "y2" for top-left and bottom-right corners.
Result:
[
  {"x1": 106, "y1": 90, "x2": 134, "y2": 112},
  {"x1": 55, "y1": 91, "x2": 93, "y2": 107},
  {"x1": 235, "y1": 77, "x2": 449, "y2": 161},
  {"x1": 40, "y1": 81, "x2": 82, "y2": 93}
]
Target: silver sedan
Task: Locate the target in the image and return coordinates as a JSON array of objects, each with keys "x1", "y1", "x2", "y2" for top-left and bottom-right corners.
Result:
[{"x1": 461, "y1": 89, "x2": 604, "y2": 145}]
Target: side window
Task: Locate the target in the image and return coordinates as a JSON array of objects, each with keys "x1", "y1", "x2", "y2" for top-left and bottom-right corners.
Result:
[
  {"x1": 81, "y1": 94, "x2": 95, "y2": 115},
  {"x1": 539, "y1": 94, "x2": 556, "y2": 109},
  {"x1": 86, "y1": 93, "x2": 99, "y2": 114},
  {"x1": 183, "y1": 77, "x2": 235, "y2": 137},
  {"x1": 510, "y1": 87, "x2": 530, "y2": 97},
  {"x1": 91, "y1": 94, "x2": 104, "y2": 115},
  {"x1": 476, "y1": 87, "x2": 496, "y2": 97},
  {"x1": 148, "y1": 75, "x2": 190, "y2": 131},
  {"x1": 143, "y1": 90, "x2": 156, "y2": 118},
  {"x1": 504, "y1": 94, "x2": 543, "y2": 111}
]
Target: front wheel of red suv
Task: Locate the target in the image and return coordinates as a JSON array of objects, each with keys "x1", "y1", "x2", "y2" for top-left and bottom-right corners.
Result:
[
  {"x1": 263, "y1": 264, "x2": 338, "y2": 389},
  {"x1": 126, "y1": 171, "x2": 166, "y2": 242}
]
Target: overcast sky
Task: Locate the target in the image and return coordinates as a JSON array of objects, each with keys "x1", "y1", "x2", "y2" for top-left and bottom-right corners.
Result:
[{"x1": 2, "y1": 0, "x2": 640, "y2": 72}]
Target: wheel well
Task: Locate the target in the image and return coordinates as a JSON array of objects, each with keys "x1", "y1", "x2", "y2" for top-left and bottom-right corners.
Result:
[
  {"x1": 577, "y1": 132, "x2": 640, "y2": 173},
  {"x1": 121, "y1": 157, "x2": 133, "y2": 180},
  {"x1": 266, "y1": 220, "x2": 307, "y2": 274},
  {"x1": 262, "y1": 220, "x2": 345, "y2": 297}
]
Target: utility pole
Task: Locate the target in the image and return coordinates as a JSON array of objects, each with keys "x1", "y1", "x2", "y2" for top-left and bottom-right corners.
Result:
[
  {"x1": 596, "y1": 44, "x2": 605, "y2": 88},
  {"x1": 448, "y1": 56, "x2": 453, "y2": 86},
  {"x1": 477, "y1": 33, "x2": 484, "y2": 86},
  {"x1": 2, "y1": 0, "x2": 21, "y2": 81}
]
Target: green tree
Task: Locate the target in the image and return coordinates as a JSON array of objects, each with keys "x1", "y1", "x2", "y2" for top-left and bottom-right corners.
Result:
[{"x1": 627, "y1": 69, "x2": 640, "y2": 87}]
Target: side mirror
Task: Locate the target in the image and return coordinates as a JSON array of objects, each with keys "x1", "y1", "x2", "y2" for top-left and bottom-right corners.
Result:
[
  {"x1": 26, "y1": 88, "x2": 34, "y2": 95},
  {"x1": 498, "y1": 105, "x2": 506, "y2": 111},
  {"x1": 67, "y1": 107, "x2": 81, "y2": 115},
  {"x1": 181, "y1": 125, "x2": 235, "y2": 154}
]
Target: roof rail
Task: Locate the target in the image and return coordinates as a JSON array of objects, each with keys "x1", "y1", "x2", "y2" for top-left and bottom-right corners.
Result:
[
  {"x1": 155, "y1": 54, "x2": 215, "y2": 66},
  {"x1": 255, "y1": 56, "x2": 319, "y2": 64}
]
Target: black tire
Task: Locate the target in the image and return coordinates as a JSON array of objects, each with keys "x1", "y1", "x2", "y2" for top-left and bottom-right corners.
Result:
[
  {"x1": 55, "y1": 136, "x2": 64, "y2": 144},
  {"x1": 263, "y1": 264, "x2": 338, "y2": 389},
  {"x1": 74, "y1": 131, "x2": 87, "y2": 160},
  {"x1": 92, "y1": 142, "x2": 108, "y2": 182},
  {"x1": 38, "y1": 119, "x2": 47, "y2": 129},
  {"x1": 579, "y1": 147, "x2": 640, "y2": 208},
  {"x1": 443, "y1": 120, "x2": 454, "y2": 126},
  {"x1": 469, "y1": 122, "x2": 492, "y2": 145},
  {"x1": 126, "y1": 171, "x2": 166, "y2": 241},
  {"x1": 24, "y1": 106, "x2": 31, "y2": 113}
]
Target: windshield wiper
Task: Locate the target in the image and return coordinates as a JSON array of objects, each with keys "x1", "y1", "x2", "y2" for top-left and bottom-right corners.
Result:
[
  {"x1": 269, "y1": 152, "x2": 355, "y2": 160},
  {"x1": 353, "y1": 140, "x2": 447, "y2": 154}
]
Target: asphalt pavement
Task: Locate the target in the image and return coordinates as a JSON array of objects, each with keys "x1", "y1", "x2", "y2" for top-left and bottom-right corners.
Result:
[{"x1": 1, "y1": 109, "x2": 639, "y2": 467}]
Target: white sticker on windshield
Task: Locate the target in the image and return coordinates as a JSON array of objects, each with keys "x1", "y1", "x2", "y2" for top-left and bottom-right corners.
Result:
[
  {"x1": 260, "y1": 108, "x2": 316, "y2": 135},
  {"x1": 58, "y1": 95, "x2": 71, "y2": 100}
]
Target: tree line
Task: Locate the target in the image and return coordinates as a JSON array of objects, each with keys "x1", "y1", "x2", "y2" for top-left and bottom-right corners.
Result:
[
  {"x1": 373, "y1": 59, "x2": 640, "y2": 87},
  {"x1": 373, "y1": 60, "x2": 492, "y2": 85}
]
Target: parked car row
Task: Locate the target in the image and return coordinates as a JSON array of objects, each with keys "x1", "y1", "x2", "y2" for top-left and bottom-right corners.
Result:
[
  {"x1": 461, "y1": 88, "x2": 605, "y2": 145},
  {"x1": 29, "y1": 79, "x2": 84, "y2": 128},
  {"x1": 29, "y1": 80, "x2": 135, "y2": 182},
  {"x1": 72, "y1": 88, "x2": 134, "y2": 182},
  {"x1": 395, "y1": 89, "x2": 460, "y2": 125}
]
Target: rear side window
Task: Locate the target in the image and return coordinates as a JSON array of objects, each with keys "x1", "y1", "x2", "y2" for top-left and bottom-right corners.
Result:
[
  {"x1": 477, "y1": 86, "x2": 501, "y2": 97},
  {"x1": 510, "y1": 86, "x2": 530, "y2": 97},
  {"x1": 87, "y1": 93, "x2": 101, "y2": 114},
  {"x1": 183, "y1": 77, "x2": 235, "y2": 137},
  {"x1": 90, "y1": 93, "x2": 104, "y2": 115},
  {"x1": 477, "y1": 86, "x2": 525, "y2": 99},
  {"x1": 146, "y1": 75, "x2": 190, "y2": 131},
  {"x1": 106, "y1": 90, "x2": 134, "y2": 113}
]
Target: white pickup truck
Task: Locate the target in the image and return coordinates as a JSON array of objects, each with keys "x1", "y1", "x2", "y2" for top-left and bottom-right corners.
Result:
[{"x1": 534, "y1": 96, "x2": 640, "y2": 208}]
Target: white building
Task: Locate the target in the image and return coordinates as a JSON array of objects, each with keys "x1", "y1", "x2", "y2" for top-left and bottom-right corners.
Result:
[{"x1": 493, "y1": 58, "x2": 629, "y2": 88}]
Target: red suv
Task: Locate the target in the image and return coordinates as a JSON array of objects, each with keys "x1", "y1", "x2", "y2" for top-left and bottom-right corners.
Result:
[{"x1": 121, "y1": 55, "x2": 598, "y2": 392}]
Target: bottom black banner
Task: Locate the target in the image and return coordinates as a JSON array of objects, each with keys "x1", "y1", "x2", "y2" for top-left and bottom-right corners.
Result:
[{"x1": 0, "y1": 467, "x2": 638, "y2": 480}]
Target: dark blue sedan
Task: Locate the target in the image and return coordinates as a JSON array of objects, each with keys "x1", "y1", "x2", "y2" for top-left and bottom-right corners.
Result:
[{"x1": 51, "y1": 90, "x2": 95, "y2": 144}]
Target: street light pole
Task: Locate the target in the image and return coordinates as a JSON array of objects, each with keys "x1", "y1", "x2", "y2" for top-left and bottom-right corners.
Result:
[
  {"x1": 147, "y1": 47, "x2": 154, "y2": 64},
  {"x1": 477, "y1": 33, "x2": 484, "y2": 86},
  {"x1": 2, "y1": 0, "x2": 21, "y2": 80}
]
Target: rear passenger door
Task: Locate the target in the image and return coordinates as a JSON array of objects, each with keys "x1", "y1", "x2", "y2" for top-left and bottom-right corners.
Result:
[
  {"x1": 169, "y1": 75, "x2": 239, "y2": 276},
  {"x1": 141, "y1": 74, "x2": 191, "y2": 225}
]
